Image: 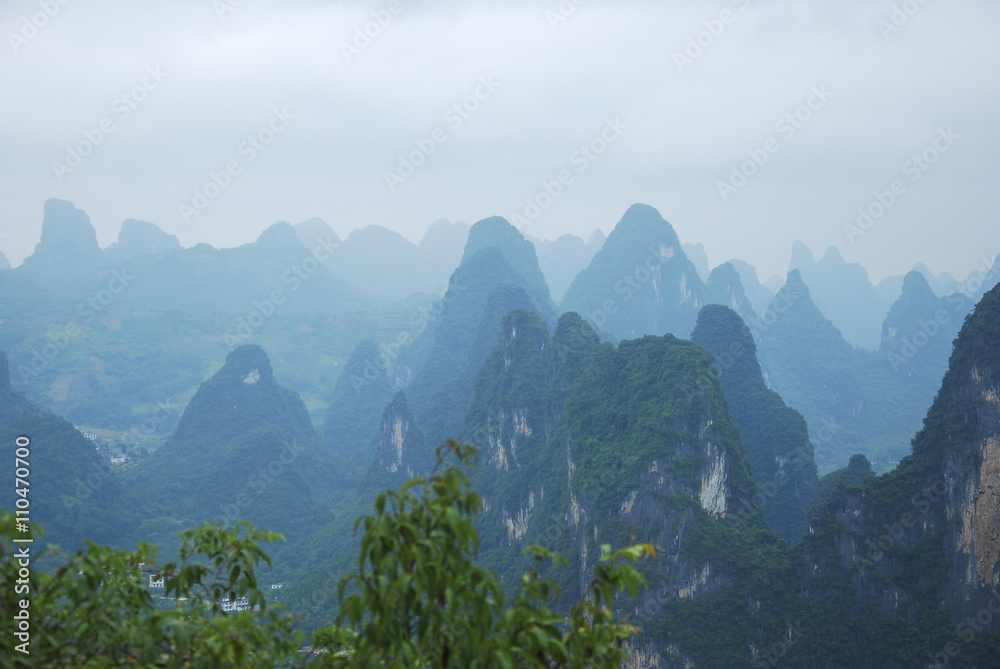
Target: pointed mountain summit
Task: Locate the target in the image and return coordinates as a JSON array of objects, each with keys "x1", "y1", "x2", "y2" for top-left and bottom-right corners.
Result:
[
  {"x1": 789, "y1": 240, "x2": 816, "y2": 272},
  {"x1": 586, "y1": 229, "x2": 606, "y2": 252},
  {"x1": 255, "y1": 220, "x2": 310, "y2": 259},
  {"x1": 755, "y1": 270, "x2": 863, "y2": 469},
  {"x1": 878, "y1": 270, "x2": 961, "y2": 415},
  {"x1": 812, "y1": 453, "x2": 875, "y2": 508},
  {"x1": 881, "y1": 271, "x2": 944, "y2": 350},
  {"x1": 692, "y1": 305, "x2": 817, "y2": 542},
  {"x1": 703, "y1": 261, "x2": 756, "y2": 326},
  {"x1": 294, "y1": 217, "x2": 340, "y2": 250},
  {"x1": 170, "y1": 344, "x2": 315, "y2": 447},
  {"x1": 874, "y1": 262, "x2": 960, "y2": 306},
  {"x1": 17, "y1": 199, "x2": 107, "y2": 290},
  {"x1": 913, "y1": 262, "x2": 959, "y2": 296},
  {"x1": 801, "y1": 281, "x2": 1000, "y2": 633},
  {"x1": 460, "y1": 216, "x2": 554, "y2": 311},
  {"x1": 683, "y1": 242, "x2": 710, "y2": 282},
  {"x1": 323, "y1": 339, "x2": 394, "y2": 471},
  {"x1": 0, "y1": 251, "x2": 10, "y2": 270},
  {"x1": 127, "y1": 345, "x2": 344, "y2": 534},
  {"x1": 726, "y1": 258, "x2": 774, "y2": 316},
  {"x1": 788, "y1": 243, "x2": 887, "y2": 350},
  {"x1": 561, "y1": 203, "x2": 704, "y2": 341},
  {"x1": 104, "y1": 219, "x2": 180, "y2": 263},
  {"x1": 378, "y1": 216, "x2": 559, "y2": 474},
  {"x1": 537, "y1": 233, "x2": 599, "y2": 303},
  {"x1": 417, "y1": 280, "x2": 543, "y2": 449},
  {"x1": 395, "y1": 216, "x2": 558, "y2": 420}
]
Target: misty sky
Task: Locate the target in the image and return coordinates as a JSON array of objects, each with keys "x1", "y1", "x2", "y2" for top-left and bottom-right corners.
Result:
[{"x1": 1, "y1": 0, "x2": 998, "y2": 284}]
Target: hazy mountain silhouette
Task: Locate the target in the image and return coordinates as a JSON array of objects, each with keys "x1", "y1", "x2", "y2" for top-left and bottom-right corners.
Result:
[
  {"x1": 682, "y1": 241, "x2": 710, "y2": 282},
  {"x1": 788, "y1": 241, "x2": 887, "y2": 350},
  {"x1": 322, "y1": 220, "x2": 468, "y2": 302},
  {"x1": 692, "y1": 305, "x2": 817, "y2": 542},
  {"x1": 561, "y1": 203, "x2": 705, "y2": 340},
  {"x1": 104, "y1": 219, "x2": 180, "y2": 263},
  {"x1": 535, "y1": 233, "x2": 601, "y2": 303},
  {"x1": 16, "y1": 199, "x2": 108, "y2": 291},
  {"x1": 726, "y1": 258, "x2": 775, "y2": 316},
  {"x1": 0, "y1": 350, "x2": 142, "y2": 548}
]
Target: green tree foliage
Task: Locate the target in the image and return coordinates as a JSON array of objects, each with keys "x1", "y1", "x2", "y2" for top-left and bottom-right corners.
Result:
[
  {"x1": 125, "y1": 345, "x2": 348, "y2": 536},
  {"x1": 0, "y1": 442, "x2": 653, "y2": 668},
  {"x1": 316, "y1": 441, "x2": 654, "y2": 667},
  {"x1": 0, "y1": 515, "x2": 301, "y2": 668},
  {"x1": 0, "y1": 357, "x2": 143, "y2": 549}
]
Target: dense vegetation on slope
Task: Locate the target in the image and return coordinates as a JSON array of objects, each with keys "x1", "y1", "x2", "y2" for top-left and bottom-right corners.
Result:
[
  {"x1": 561, "y1": 203, "x2": 706, "y2": 341},
  {"x1": 4, "y1": 198, "x2": 999, "y2": 666},
  {"x1": 322, "y1": 338, "x2": 393, "y2": 474},
  {"x1": 793, "y1": 282, "x2": 1000, "y2": 666},
  {"x1": 691, "y1": 304, "x2": 818, "y2": 543},
  {"x1": 755, "y1": 270, "x2": 867, "y2": 471},
  {"x1": 0, "y1": 352, "x2": 143, "y2": 549},
  {"x1": 755, "y1": 268, "x2": 972, "y2": 472},
  {"x1": 124, "y1": 346, "x2": 347, "y2": 546}
]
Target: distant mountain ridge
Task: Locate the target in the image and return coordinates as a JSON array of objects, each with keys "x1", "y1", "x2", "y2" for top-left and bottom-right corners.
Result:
[
  {"x1": 561, "y1": 203, "x2": 707, "y2": 340},
  {"x1": 104, "y1": 219, "x2": 180, "y2": 263},
  {"x1": 532, "y1": 231, "x2": 603, "y2": 303},
  {"x1": 16, "y1": 199, "x2": 107, "y2": 291},
  {"x1": 788, "y1": 241, "x2": 887, "y2": 350},
  {"x1": 326, "y1": 219, "x2": 469, "y2": 302},
  {"x1": 692, "y1": 304, "x2": 818, "y2": 542},
  {"x1": 800, "y1": 279, "x2": 1000, "y2": 641}
]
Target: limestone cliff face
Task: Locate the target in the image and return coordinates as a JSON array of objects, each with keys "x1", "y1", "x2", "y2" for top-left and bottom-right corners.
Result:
[
  {"x1": 461, "y1": 309, "x2": 782, "y2": 666},
  {"x1": 560, "y1": 203, "x2": 707, "y2": 341},
  {"x1": 942, "y1": 363, "x2": 1000, "y2": 623},
  {"x1": 800, "y1": 282, "x2": 1000, "y2": 632},
  {"x1": 691, "y1": 304, "x2": 818, "y2": 543},
  {"x1": 372, "y1": 391, "x2": 426, "y2": 480},
  {"x1": 464, "y1": 310, "x2": 552, "y2": 548},
  {"x1": 566, "y1": 389, "x2": 742, "y2": 618},
  {"x1": 559, "y1": 334, "x2": 759, "y2": 664}
]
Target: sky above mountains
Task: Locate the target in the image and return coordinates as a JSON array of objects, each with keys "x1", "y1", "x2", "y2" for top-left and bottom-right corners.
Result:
[{"x1": 2, "y1": 0, "x2": 998, "y2": 282}]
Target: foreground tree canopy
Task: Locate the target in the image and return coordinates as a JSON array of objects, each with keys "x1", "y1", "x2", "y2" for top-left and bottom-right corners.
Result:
[{"x1": 1, "y1": 442, "x2": 653, "y2": 668}]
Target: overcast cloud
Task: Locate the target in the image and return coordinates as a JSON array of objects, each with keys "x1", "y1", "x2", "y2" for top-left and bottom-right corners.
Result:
[{"x1": 1, "y1": 0, "x2": 998, "y2": 283}]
